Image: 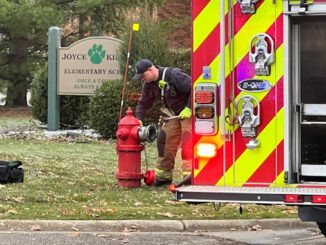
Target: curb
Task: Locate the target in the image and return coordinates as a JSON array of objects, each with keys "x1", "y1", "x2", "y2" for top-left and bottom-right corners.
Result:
[{"x1": 0, "y1": 219, "x2": 317, "y2": 232}]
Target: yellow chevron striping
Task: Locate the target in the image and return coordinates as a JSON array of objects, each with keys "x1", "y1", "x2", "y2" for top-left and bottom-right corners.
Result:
[
  {"x1": 193, "y1": 0, "x2": 284, "y2": 183},
  {"x1": 193, "y1": 0, "x2": 237, "y2": 52},
  {"x1": 193, "y1": 0, "x2": 220, "y2": 52},
  {"x1": 193, "y1": 0, "x2": 283, "y2": 88},
  {"x1": 233, "y1": 2, "x2": 279, "y2": 65},
  {"x1": 235, "y1": 44, "x2": 284, "y2": 101},
  {"x1": 217, "y1": 108, "x2": 284, "y2": 186},
  {"x1": 194, "y1": 158, "x2": 210, "y2": 178},
  {"x1": 195, "y1": 44, "x2": 283, "y2": 149},
  {"x1": 268, "y1": 109, "x2": 291, "y2": 187},
  {"x1": 215, "y1": 48, "x2": 284, "y2": 186},
  {"x1": 224, "y1": 48, "x2": 284, "y2": 187},
  {"x1": 270, "y1": 171, "x2": 298, "y2": 188},
  {"x1": 194, "y1": 0, "x2": 284, "y2": 148}
]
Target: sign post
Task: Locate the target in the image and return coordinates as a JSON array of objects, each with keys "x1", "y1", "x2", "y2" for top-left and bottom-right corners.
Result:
[{"x1": 48, "y1": 26, "x2": 60, "y2": 131}]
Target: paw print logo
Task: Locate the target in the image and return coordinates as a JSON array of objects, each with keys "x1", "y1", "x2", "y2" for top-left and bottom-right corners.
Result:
[{"x1": 88, "y1": 44, "x2": 106, "y2": 64}]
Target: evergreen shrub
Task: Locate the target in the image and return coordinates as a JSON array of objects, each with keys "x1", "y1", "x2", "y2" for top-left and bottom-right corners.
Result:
[
  {"x1": 30, "y1": 63, "x2": 48, "y2": 124},
  {"x1": 30, "y1": 62, "x2": 90, "y2": 128},
  {"x1": 169, "y1": 48, "x2": 191, "y2": 75},
  {"x1": 88, "y1": 80, "x2": 137, "y2": 139}
]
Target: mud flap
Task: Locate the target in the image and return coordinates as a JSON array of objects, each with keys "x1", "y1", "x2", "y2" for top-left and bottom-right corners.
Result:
[{"x1": 298, "y1": 206, "x2": 326, "y2": 222}]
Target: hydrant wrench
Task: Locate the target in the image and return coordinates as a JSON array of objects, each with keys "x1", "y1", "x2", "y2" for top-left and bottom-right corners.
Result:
[{"x1": 163, "y1": 115, "x2": 181, "y2": 121}]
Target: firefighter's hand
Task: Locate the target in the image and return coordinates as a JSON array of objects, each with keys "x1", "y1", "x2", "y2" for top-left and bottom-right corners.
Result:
[
  {"x1": 158, "y1": 80, "x2": 167, "y2": 89},
  {"x1": 179, "y1": 107, "x2": 191, "y2": 119}
]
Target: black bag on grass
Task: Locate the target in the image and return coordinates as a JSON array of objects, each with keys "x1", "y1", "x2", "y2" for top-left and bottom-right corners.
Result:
[{"x1": 0, "y1": 161, "x2": 24, "y2": 184}]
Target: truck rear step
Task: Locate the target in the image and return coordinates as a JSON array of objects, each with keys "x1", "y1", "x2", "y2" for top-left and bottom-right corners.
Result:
[{"x1": 175, "y1": 186, "x2": 326, "y2": 205}]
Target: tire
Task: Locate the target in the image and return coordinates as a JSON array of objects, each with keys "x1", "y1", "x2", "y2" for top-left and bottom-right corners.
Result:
[{"x1": 317, "y1": 222, "x2": 326, "y2": 236}]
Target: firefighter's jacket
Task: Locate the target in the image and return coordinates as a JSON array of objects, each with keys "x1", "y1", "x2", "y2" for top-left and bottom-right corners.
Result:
[{"x1": 135, "y1": 66, "x2": 191, "y2": 121}]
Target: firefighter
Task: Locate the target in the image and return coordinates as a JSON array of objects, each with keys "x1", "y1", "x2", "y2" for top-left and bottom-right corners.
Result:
[{"x1": 132, "y1": 59, "x2": 192, "y2": 187}]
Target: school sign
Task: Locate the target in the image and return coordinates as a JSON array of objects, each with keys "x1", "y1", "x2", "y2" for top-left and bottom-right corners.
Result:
[
  {"x1": 48, "y1": 26, "x2": 124, "y2": 130},
  {"x1": 58, "y1": 37, "x2": 122, "y2": 95}
]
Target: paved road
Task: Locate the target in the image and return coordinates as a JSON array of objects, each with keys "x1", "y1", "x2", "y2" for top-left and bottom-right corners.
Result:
[
  {"x1": 0, "y1": 231, "x2": 234, "y2": 245},
  {"x1": 0, "y1": 219, "x2": 324, "y2": 244},
  {"x1": 0, "y1": 227, "x2": 325, "y2": 245},
  {"x1": 209, "y1": 228, "x2": 326, "y2": 244}
]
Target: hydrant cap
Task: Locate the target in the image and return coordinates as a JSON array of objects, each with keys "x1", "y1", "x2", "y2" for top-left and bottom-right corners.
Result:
[
  {"x1": 126, "y1": 107, "x2": 133, "y2": 115},
  {"x1": 119, "y1": 107, "x2": 141, "y2": 126}
]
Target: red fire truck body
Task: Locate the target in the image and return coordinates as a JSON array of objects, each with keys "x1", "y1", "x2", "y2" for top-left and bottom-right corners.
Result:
[{"x1": 175, "y1": 0, "x2": 326, "y2": 233}]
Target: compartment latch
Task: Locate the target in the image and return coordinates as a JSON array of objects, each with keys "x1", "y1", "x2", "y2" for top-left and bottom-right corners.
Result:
[
  {"x1": 237, "y1": 0, "x2": 260, "y2": 14},
  {"x1": 237, "y1": 95, "x2": 261, "y2": 150},
  {"x1": 237, "y1": 95, "x2": 260, "y2": 138},
  {"x1": 249, "y1": 33, "x2": 274, "y2": 76}
]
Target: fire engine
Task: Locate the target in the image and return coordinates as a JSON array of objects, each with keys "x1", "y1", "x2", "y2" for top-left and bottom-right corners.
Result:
[{"x1": 174, "y1": 0, "x2": 326, "y2": 235}]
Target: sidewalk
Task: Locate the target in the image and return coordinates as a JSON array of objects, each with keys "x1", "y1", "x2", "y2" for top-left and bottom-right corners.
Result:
[{"x1": 0, "y1": 219, "x2": 317, "y2": 232}]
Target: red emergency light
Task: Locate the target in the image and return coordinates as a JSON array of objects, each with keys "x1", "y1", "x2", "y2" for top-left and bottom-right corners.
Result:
[
  {"x1": 195, "y1": 91, "x2": 214, "y2": 104},
  {"x1": 312, "y1": 195, "x2": 326, "y2": 203},
  {"x1": 284, "y1": 194, "x2": 304, "y2": 203}
]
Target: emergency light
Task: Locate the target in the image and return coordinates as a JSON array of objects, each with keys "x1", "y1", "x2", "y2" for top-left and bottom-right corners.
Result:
[
  {"x1": 312, "y1": 196, "x2": 326, "y2": 204},
  {"x1": 284, "y1": 195, "x2": 304, "y2": 203},
  {"x1": 194, "y1": 83, "x2": 218, "y2": 135},
  {"x1": 195, "y1": 91, "x2": 214, "y2": 104},
  {"x1": 195, "y1": 106, "x2": 214, "y2": 119},
  {"x1": 196, "y1": 143, "x2": 217, "y2": 158}
]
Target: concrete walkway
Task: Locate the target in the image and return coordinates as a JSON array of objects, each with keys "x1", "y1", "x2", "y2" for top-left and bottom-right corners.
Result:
[{"x1": 0, "y1": 219, "x2": 317, "y2": 232}]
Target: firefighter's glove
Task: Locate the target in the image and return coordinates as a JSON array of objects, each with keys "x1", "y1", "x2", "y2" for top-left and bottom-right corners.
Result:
[
  {"x1": 179, "y1": 107, "x2": 191, "y2": 119},
  {"x1": 158, "y1": 80, "x2": 167, "y2": 90},
  {"x1": 139, "y1": 120, "x2": 143, "y2": 126}
]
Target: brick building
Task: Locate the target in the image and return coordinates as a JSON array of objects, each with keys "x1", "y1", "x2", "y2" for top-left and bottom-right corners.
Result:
[{"x1": 157, "y1": 0, "x2": 191, "y2": 49}]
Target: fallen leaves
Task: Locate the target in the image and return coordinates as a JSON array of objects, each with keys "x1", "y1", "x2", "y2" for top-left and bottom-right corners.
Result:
[
  {"x1": 281, "y1": 207, "x2": 297, "y2": 214},
  {"x1": 31, "y1": 225, "x2": 41, "y2": 231},
  {"x1": 122, "y1": 226, "x2": 138, "y2": 232},
  {"x1": 88, "y1": 207, "x2": 118, "y2": 217},
  {"x1": 165, "y1": 200, "x2": 185, "y2": 205},
  {"x1": 87, "y1": 207, "x2": 118, "y2": 214},
  {"x1": 59, "y1": 209, "x2": 80, "y2": 216},
  {"x1": 156, "y1": 212, "x2": 175, "y2": 218},
  {"x1": 7, "y1": 209, "x2": 17, "y2": 215},
  {"x1": 192, "y1": 209, "x2": 199, "y2": 214},
  {"x1": 94, "y1": 233, "x2": 109, "y2": 237},
  {"x1": 134, "y1": 201, "x2": 142, "y2": 207},
  {"x1": 12, "y1": 197, "x2": 24, "y2": 203},
  {"x1": 0, "y1": 204, "x2": 18, "y2": 217},
  {"x1": 246, "y1": 224, "x2": 262, "y2": 231}
]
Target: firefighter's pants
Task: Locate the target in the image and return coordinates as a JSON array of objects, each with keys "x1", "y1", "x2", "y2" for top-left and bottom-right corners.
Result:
[{"x1": 155, "y1": 118, "x2": 191, "y2": 181}]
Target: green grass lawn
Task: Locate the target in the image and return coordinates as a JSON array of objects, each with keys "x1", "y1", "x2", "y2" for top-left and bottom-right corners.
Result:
[
  {"x1": 0, "y1": 117, "x2": 36, "y2": 127},
  {"x1": 0, "y1": 116, "x2": 298, "y2": 220}
]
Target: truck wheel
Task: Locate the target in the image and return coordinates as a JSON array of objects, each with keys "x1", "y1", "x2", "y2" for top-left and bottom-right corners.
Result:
[{"x1": 317, "y1": 222, "x2": 326, "y2": 236}]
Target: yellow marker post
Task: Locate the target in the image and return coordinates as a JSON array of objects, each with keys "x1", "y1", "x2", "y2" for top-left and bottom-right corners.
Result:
[{"x1": 133, "y1": 23, "x2": 139, "y2": 32}]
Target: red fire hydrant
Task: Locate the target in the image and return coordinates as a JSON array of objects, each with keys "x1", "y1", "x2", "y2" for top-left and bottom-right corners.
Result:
[{"x1": 116, "y1": 107, "x2": 156, "y2": 187}]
